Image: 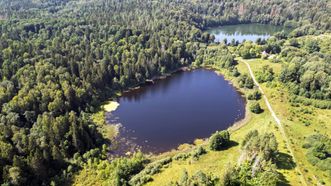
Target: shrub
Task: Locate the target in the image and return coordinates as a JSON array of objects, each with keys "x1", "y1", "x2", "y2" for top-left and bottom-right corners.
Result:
[
  {"x1": 238, "y1": 41, "x2": 261, "y2": 59},
  {"x1": 303, "y1": 134, "x2": 331, "y2": 174},
  {"x1": 173, "y1": 153, "x2": 190, "y2": 161},
  {"x1": 247, "y1": 90, "x2": 262, "y2": 100},
  {"x1": 230, "y1": 67, "x2": 240, "y2": 77},
  {"x1": 209, "y1": 130, "x2": 230, "y2": 151},
  {"x1": 129, "y1": 157, "x2": 172, "y2": 186},
  {"x1": 250, "y1": 102, "x2": 263, "y2": 114},
  {"x1": 241, "y1": 130, "x2": 259, "y2": 148},
  {"x1": 239, "y1": 74, "x2": 254, "y2": 89},
  {"x1": 256, "y1": 65, "x2": 274, "y2": 83},
  {"x1": 289, "y1": 38, "x2": 300, "y2": 47},
  {"x1": 176, "y1": 170, "x2": 218, "y2": 186},
  {"x1": 305, "y1": 40, "x2": 320, "y2": 53},
  {"x1": 129, "y1": 175, "x2": 152, "y2": 186},
  {"x1": 191, "y1": 147, "x2": 207, "y2": 160},
  {"x1": 290, "y1": 96, "x2": 331, "y2": 109}
]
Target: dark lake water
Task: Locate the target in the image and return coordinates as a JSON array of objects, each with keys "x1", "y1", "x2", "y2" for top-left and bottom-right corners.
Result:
[
  {"x1": 107, "y1": 69, "x2": 245, "y2": 153},
  {"x1": 207, "y1": 24, "x2": 289, "y2": 43}
]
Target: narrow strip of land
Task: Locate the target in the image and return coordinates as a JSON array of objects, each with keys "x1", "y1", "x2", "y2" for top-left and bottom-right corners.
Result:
[{"x1": 242, "y1": 60, "x2": 307, "y2": 186}]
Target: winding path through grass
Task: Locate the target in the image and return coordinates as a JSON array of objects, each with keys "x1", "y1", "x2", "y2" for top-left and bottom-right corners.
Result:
[{"x1": 242, "y1": 60, "x2": 307, "y2": 186}]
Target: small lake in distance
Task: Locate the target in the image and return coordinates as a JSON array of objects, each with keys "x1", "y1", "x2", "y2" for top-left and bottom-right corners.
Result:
[
  {"x1": 207, "y1": 24, "x2": 290, "y2": 43},
  {"x1": 107, "y1": 69, "x2": 245, "y2": 153}
]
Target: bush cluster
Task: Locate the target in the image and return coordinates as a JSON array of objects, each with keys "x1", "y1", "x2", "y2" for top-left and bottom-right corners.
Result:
[
  {"x1": 209, "y1": 130, "x2": 230, "y2": 151},
  {"x1": 250, "y1": 102, "x2": 263, "y2": 114}
]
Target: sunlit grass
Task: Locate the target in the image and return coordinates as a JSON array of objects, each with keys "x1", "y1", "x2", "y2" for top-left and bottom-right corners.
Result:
[
  {"x1": 92, "y1": 100, "x2": 121, "y2": 140},
  {"x1": 103, "y1": 101, "x2": 119, "y2": 112},
  {"x1": 91, "y1": 110, "x2": 119, "y2": 140}
]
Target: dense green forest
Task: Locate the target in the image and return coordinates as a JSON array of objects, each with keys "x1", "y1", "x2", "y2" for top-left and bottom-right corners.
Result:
[{"x1": 0, "y1": 0, "x2": 331, "y2": 185}]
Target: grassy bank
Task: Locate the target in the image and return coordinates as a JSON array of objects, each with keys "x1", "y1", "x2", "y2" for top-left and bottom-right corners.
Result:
[{"x1": 91, "y1": 99, "x2": 123, "y2": 142}]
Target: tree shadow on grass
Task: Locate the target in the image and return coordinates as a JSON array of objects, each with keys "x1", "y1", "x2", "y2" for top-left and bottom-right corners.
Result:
[
  {"x1": 276, "y1": 152, "x2": 296, "y2": 170},
  {"x1": 277, "y1": 172, "x2": 291, "y2": 186},
  {"x1": 275, "y1": 152, "x2": 296, "y2": 186},
  {"x1": 219, "y1": 140, "x2": 239, "y2": 150}
]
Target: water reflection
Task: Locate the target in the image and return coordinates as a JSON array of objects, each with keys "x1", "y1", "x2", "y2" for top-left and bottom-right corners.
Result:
[{"x1": 121, "y1": 73, "x2": 178, "y2": 102}]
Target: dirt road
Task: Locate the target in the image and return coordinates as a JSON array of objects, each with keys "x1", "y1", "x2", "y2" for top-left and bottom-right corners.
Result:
[{"x1": 243, "y1": 60, "x2": 307, "y2": 186}]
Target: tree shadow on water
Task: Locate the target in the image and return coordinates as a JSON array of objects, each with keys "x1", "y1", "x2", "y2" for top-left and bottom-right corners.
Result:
[{"x1": 276, "y1": 152, "x2": 296, "y2": 170}]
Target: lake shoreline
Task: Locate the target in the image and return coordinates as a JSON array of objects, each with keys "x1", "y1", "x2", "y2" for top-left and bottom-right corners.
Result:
[
  {"x1": 118, "y1": 66, "x2": 190, "y2": 94},
  {"x1": 104, "y1": 65, "x2": 195, "y2": 156},
  {"x1": 204, "y1": 66, "x2": 250, "y2": 132},
  {"x1": 103, "y1": 64, "x2": 249, "y2": 157},
  {"x1": 150, "y1": 65, "x2": 251, "y2": 157}
]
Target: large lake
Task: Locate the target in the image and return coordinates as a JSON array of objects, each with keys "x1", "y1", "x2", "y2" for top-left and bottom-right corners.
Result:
[
  {"x1": 107, "y1": 69, "x2": 245, "y2": 153},
  {"x1": 207, "y1": 24, "x2": 289, "y2": 43}
]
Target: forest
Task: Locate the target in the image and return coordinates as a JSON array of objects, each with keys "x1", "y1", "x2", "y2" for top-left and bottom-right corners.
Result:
[{"x1": 0, "y1": 0, "x2": 331, "y2": 185}]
